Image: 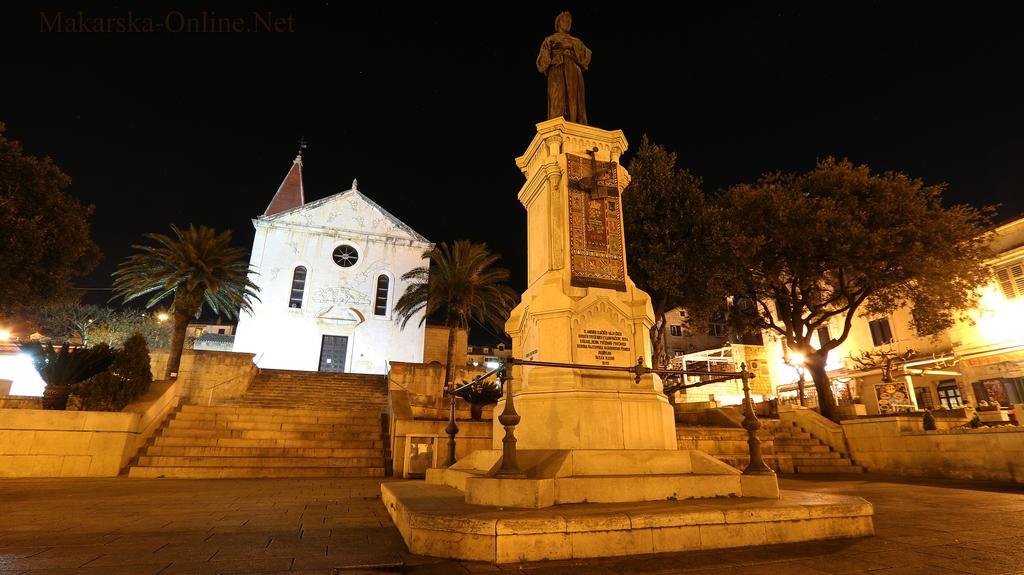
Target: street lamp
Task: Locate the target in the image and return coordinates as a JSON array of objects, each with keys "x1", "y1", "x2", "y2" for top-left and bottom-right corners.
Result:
[
  {"x1": 0, "y1": 329, "x2": 11, "y2": 342},
  {"x1": 157, "y1": 313, "x2": 170, "y2": 323},
  {"x1": 784, "y1": 351, "x2": 808, "y2": 407}
]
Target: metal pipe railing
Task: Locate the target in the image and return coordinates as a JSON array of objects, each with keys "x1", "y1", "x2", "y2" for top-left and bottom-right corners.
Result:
[{"x1": 440, "y1": 356, "x2": 774, "y2": 478}]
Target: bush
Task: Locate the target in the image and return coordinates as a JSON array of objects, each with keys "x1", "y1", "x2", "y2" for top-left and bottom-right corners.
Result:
[
  {"x1": 456, "y1": 380, "x2": 502, "y2": 420},
  {"x1": 922, "y1": 410, "x2": 937, "y2": 431},
  {"x1": 22, "y1": 342, "x2": 117, "y2": 410},
  {"x1": 968, "y1": 413, "x2": 982, "y2": 428},
  {"x1": 75, "y1": 332, "x2": 153, "y2": 411}
]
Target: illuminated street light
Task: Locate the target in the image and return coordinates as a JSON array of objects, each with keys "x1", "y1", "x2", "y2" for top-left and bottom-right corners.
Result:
[
  {"x1": 157, "y1": 313, "x2": 170, "y2": 322},
  {"x1": 0, "y1": 329, "x2": 11, "y2": 342},
  {"x1": 787, "y1": 351, "x2": 806, "y2": 366}
]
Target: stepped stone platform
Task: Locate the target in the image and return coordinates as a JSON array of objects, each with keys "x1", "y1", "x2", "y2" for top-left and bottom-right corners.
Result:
[
  {"x1": 381, "y1": 481, "x2": 874, "y2": 563},
  {"x1": 427, "y1": 449, "x2": 779, "y2": 508}
]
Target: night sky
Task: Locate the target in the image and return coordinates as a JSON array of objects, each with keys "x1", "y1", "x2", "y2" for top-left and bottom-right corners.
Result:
[{"x1": 5, "y1": 3, "x2": 1023, "y2": 332}]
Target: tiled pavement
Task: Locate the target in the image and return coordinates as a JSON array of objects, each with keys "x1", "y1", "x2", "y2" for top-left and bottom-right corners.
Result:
[{"x1": 0, "y1": 474, "x2": 1022, "y2": 574}]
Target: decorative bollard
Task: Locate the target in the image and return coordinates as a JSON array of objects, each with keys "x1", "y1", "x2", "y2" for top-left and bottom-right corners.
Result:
[
  {"x1": 494, "y1": 363, "x2": 523, "y2": 477},
  {"x1": 444, "y1": 382, "x2": 459, "y2": 467},
  {"x1": 740, "y1": 363, "x2": 775, "y2": 475}
]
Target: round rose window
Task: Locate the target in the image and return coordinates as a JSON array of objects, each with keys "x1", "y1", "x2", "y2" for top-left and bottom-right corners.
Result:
[{"x1": 332, "y1": 244, "x2": 359, "y2": 267}]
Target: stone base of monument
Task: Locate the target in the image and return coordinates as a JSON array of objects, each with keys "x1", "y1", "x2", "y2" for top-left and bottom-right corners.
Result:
[
  {"x1": 381, "y1": 479, "x2": 874, "y2": 563},
  {"x1": 424, "y1": 449, "x2": 779, "y2": 508},
  {"x1": 381, "y1": 449, "x2": 873, "y2": 562}
]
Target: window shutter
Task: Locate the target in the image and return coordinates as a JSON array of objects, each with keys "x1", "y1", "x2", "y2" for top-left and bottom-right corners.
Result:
[{"x1": 996, "y1": 261, "x2": 1024, "y2": 299}]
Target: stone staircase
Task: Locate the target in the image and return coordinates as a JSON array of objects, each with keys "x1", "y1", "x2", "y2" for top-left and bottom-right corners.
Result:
[
  {"x1": 676, "y1": 420, "x2": 863, "y2": 475},
  {"x1": 128, "y1": 369, "x2": 390, "y2": 479},
  {"x1": 228, "y1": 369, "x2": 388, "y2": 410},
  {"x1": 766, "y1": 420, "x2": 864, "y2": 474}
]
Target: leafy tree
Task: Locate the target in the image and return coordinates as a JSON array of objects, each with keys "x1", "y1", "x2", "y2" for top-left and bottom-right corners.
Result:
[
  {"x1": 0, "y1": 123, "x2": 101, "y2": 316},
  {"x1": 395, "y1": 240, "x2": 517, "y2": 389},
  {"x1": 91, "y1": 310, "x2": 172, "y2": 350},
  {"x1": 722, "y1": 158, "x2": 992, "y2": 421},
  {"x1": 22, "y1": 342, "x2": 117, "y2": 409},
  {"x1": 34, "y1": 302, "x2": 113, "y2": 346},
  {"x1": 112, "y1": 225, "x2": 259, "y2": 379},
  {"x1": 623, "y1": 138, "x2": 732, "y2": 367},
  {"x1": 76, "y1": 332, "x2": 153, "y2": 411}
]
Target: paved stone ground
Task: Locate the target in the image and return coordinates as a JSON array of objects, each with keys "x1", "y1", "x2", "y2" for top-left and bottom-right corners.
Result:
[{"x1": 0, "y1": 474, "x2": 1022, "y2": 575}]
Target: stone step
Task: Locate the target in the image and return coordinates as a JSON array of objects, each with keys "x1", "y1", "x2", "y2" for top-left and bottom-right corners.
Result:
[
  {"x1": 153, "y1": 436, "x2": 382, "y2": 449},
  {"x1": 236, "y1": 397, "x2": 387, "y2": 406},
  {"x1": 772, "y1": 445, "x2": 836, "y2": 455},
  {"x1": 128, "y1": 466, "x2": 385, "y2": 479},
  {"x1": 795, "y1": 464, "x2": 865, "y2": 474},
  {"x1": 166, "y1": 419, "x2": 380, "y2": 433},
  {"x1": 226, "y1": 403, "x2": 385, "y2": 411},
  {"x1": 240, "y1": 395, "x2": 386, "y2": 402},
  {"x1": 790, "y1": 457, "x2": 854, "y2": 466},
  {"x1": 241, "y1": 384, "x2": 385, "y2": 392},
  {"x1": 772, "y1": 437, "x2": 822, "y2": 446},
  {"x1": 773, "y1": 431, "x2": 812, "y2": 440},
  {"x1": 258, "y1": 368, "x2": 384, "y2": 379},
  {"x1": 250, "y1": 382, "x2": 385, "y2": 390},
  {"x1": 137, "y1": 455, "x2": 384, "y2": 468},
  {"x1": 143, "y1": 445, "x2": 383, "y2": 458},
  {"x1": 182, "y1": 404, "x2": 382, "y2": 417},
  {"x1": 158, "y1": 428, "x2": 380, "y2": 441},
  {"x1": 174, "y1": 411, "x2": 379, "y2": 425}
]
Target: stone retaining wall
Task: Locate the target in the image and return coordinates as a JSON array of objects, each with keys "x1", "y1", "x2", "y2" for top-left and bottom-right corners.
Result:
[
  {"x1": 842, "y1": 416, "x2": 1024, "y2": 483},
  {"x1": 0, "y1": 380, "x2": 182, "y2": 477},
  {"x1": 150, "y1": 350, "x2": 257, "y2": 404}
]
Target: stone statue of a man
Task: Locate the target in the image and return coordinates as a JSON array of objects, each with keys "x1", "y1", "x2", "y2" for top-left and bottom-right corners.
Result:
[{"x1": 537, "y1": 11, "x2": 591, "y2": 125}]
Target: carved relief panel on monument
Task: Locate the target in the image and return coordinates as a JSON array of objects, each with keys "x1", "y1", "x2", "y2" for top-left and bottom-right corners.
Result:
[{"x1": 566, "y1": 152, "x2": 626, "y2": 291}]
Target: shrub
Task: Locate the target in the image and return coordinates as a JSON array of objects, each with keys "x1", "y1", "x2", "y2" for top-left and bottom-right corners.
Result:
[
  {"x1": 22, "y1": 342, "x2": 117, "y2": 409},
  {"x1": 922, "y1": 410, "x2": 937, "y2": 431},
  {"x1": 968, "y1": 413, "x2": 982, "y2": 428},
  {"x1": 75, "y1": 332, "x2": 153, "y2": 411},
  {"x1": 456, "y1": 380, "x2": 502, "y2": 420}
]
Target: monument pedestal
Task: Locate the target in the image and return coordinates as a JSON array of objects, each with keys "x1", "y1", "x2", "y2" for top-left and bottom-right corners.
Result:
[
  {"x1": 500, "y1": 118, "x2": 677, "y2": 451},
  {"x1": 426, "y1": 448, "x2": 779, "y2": 508},
  {"x1": 381, "y1": 118, "x2": 873, "y2": 562}
]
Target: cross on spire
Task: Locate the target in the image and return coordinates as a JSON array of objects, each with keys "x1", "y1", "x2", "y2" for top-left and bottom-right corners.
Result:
[{"x1": 295, "y1": 136, "x2": 308, "y2": 162}]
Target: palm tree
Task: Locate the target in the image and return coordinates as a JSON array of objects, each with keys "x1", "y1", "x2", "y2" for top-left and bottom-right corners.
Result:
[
  {"x1": 112, "y1": 225, "x2": 259, "y2": 379},
  {"x1": 395, "y1": 240, "x2": 517, "y2": 389}
]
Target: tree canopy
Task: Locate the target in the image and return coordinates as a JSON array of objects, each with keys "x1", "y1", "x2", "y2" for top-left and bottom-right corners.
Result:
[
  {"x1": 721, "y1": 157, "x2": 992, "y2": 420},
  {"x1": 112, "y1": 224, "x2": 259, "y2": 378},
  {"x1": 0, "y1": 123, "x2": 100, "y2": 316},
  {"x1": 395, "y1": 240, "x2": 517, "y2": 386},
  {"x1": 622, "y1": 137, "x2": 731, "y2": 367}
]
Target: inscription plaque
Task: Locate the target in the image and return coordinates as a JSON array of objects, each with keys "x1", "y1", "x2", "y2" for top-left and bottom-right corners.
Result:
[{"x1": 576, "y1": 328, "x2": 630, "y2": 365}]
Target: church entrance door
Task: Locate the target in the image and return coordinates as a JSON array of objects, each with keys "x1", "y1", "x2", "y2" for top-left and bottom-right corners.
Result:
[{"x1": 318, "y1": 335, "x2": 349, "y2": 373}]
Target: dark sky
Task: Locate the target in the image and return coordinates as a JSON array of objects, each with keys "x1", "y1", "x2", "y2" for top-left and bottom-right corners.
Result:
[{"x1": 5, "y1": 3, "x2": 1023, "y2": 330}]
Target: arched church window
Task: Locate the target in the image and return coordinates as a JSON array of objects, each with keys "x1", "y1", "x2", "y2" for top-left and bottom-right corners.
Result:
[
  {"x1": 333, "y1": 244, "x2": 359, "y2": 268},
  {"x1": 374, "y1": 275, "x2": 390, "y2": 316},
  {"x1": 289, "y1": 266, "x2": 307, "y2": 308}
]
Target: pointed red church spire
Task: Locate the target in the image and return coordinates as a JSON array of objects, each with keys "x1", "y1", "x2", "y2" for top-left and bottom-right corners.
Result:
[{"x1": 263, "y1": 144, "x2": 306, "y2": 216}]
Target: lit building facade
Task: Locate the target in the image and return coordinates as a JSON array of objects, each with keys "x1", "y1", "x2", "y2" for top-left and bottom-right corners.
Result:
[
  {"x1": 233, "y1": 154, "x2": 432, "y2": 374},
  {"x1": 758, "y1": 215, "x2": 1024, "y2": 417}
]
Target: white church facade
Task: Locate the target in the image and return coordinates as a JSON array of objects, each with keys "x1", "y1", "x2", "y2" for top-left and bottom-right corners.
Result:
[{"x1": 232, "y1": 153, "x2": 431, "y2": 374}]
